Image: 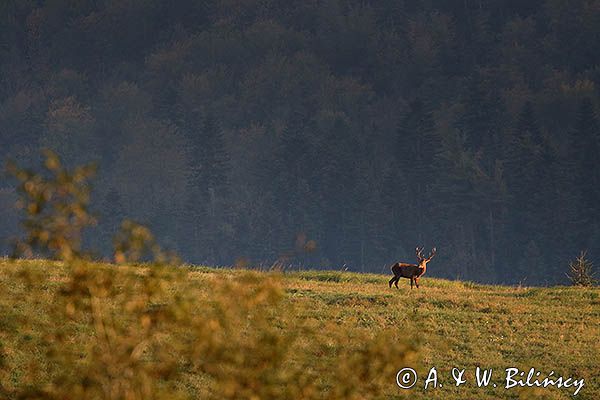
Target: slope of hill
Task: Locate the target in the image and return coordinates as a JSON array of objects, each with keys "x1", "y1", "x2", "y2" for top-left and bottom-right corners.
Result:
[{"x1": 0, "y1": 258, "x2": 598, "y2": 399}]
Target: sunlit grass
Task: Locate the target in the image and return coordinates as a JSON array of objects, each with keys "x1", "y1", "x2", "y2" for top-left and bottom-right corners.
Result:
[{"x1": 1, "y1": 259, "x2": 598, "y2": 399}]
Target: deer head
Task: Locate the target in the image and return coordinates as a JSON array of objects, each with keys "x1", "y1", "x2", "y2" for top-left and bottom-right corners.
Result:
[{"x1": 416, "y1": 246, "x2": 436, "y2": 267}]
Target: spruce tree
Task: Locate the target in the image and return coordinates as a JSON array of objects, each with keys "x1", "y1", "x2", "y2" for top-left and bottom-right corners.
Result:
[
  {"x1": 394, "y1": 99, "x2": 438, "y2": 244},
  {"x1": 184, "y1": 111, "x2": 231, "y2": 263},
  {"x1": 316, "y1": 117, "x2": 359, "y2": 265},
  {"x1": 569, "y1": 98, "x2": 600, "y2": 253},
  {"x1": 505, "y1": 101, "x2": 558, "y2": 278}
]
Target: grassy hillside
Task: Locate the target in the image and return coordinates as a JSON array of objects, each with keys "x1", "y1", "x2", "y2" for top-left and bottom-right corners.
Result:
[{"x1": 0, "y1": 258, "x2": 598, "y2": 399}]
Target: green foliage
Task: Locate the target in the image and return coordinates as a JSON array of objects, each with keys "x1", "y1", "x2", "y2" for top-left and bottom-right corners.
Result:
[
  {"x1": 6, "y1": 150, "x2": 97, "y2": 261},
  {"x1": 568, "y1": 251, "x2": 597, "y2": 287}
]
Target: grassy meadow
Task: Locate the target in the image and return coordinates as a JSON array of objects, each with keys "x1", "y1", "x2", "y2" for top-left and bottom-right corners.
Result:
[{"x1": 0, "y1": 258, "x2": 598, "y2": 399}]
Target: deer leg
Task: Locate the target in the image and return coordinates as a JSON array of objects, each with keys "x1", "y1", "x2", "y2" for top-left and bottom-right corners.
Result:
[
  {"x1": 389, "y1": 276, "x2": 395, "y2": 288},
  {"x1": 415, "y1": 277, "x2": 419, "y2": 288},
  {"x1": 410, "y1": 278, "x2": 413, "y2": 289},
  {"x1": 394, "y1": 277, "x2": 399, "y2": 288}
]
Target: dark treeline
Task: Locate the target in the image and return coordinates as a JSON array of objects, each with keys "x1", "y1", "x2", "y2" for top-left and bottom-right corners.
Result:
[{"x1": 1, "y1": 0, "x2": 600, "y2": 284}]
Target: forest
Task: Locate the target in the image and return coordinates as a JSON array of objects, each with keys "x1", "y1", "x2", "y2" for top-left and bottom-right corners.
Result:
[{"x1": 1, "y1": 0, "x2": 599, "y2": 284}]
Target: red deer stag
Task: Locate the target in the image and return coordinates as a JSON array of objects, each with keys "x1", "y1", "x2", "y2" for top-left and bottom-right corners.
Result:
[{"x1": 389, "y1": 247, "x2": 436, "y2": 289}]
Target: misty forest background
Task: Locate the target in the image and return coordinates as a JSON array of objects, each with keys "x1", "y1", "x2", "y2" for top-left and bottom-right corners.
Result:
[{"x1": 1, "y1": 0, "x2": 600, "y2": 285}]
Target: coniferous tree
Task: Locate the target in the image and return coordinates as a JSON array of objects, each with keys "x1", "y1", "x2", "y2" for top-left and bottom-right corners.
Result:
[
  {"x1": 569, "y1": 98, "x2": 600, "y2": 254},
  {"x1": 316, "y1": 117, "x2": 359, "y2": 265},
  {"x1": 199, "y1": 113, "x2": 230, "y2": 199},
  {"x1": 505, "y1": 101, "x2": 559, "y2": 279},
  {"x1": 458, "y1": 74, "x2": 505, "y2": 172},
  {"x1": 184, "y1": 111, "x2": 231, "y2": 263},
  {"x1": 260, "y1": 108, "x2": 316, "y2": 261},
  {"x1": 506, "y1": 101, "x2": 544, "y2": 220},
  {"x1": 394, "y1": 99, "x2": 439, "y2": 244}
]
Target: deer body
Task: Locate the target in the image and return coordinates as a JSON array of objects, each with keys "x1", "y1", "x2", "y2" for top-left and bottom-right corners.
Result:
[{"x1": 389, "y1": 247, "x2": 436, "y2": 289}]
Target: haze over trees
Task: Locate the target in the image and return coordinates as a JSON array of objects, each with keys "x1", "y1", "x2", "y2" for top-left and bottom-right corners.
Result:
[{"x1": 1, "y1": 0, "x2": 600, "y2": 284}]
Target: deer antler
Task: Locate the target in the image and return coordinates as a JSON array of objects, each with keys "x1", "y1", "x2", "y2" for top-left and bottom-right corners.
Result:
[
  {"x1": 427, "y1": 247, "x2": 437, "y2": 261},
  {"x1": 415, "y1": 246, "x2": 425, "y2": 261}
]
